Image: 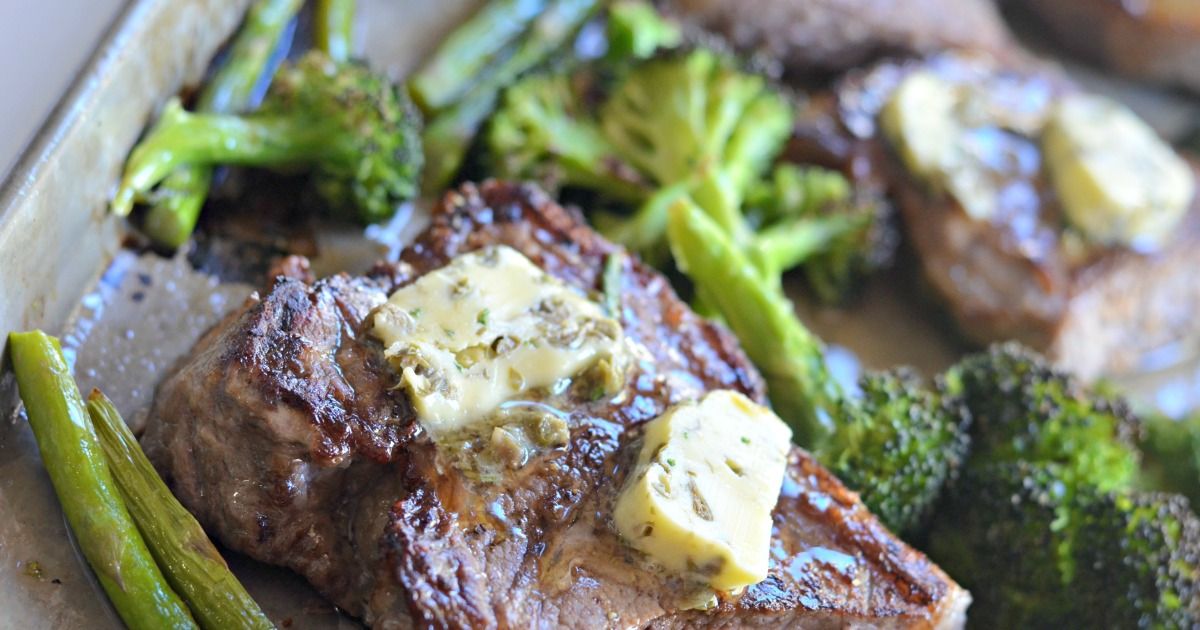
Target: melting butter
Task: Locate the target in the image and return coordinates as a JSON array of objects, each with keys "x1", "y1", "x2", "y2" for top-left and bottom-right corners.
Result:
[
  {"x1": 613, "y1": 390, "x2": 792, "y2": 591},
  {"x1": 1043, "y1": 93, "x2": 1194, "y2": 249},
  {"x1": 371, "y1": 245, "x2": 626, "y2": 437}
]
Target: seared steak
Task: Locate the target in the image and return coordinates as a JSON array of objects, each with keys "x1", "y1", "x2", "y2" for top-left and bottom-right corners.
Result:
[
  {"x1": 1006, "y1": 0, "x2": 1200, "y2": 95},
  {"x1": 143, "y1": 180, "x2": 969, "y2": 628},
  {"x1": 658, "y1": 0, "x2": 1014, "y2": 78},
  {"x1": 787, "y1": 52, "x2": 1200, "y2": 381}
]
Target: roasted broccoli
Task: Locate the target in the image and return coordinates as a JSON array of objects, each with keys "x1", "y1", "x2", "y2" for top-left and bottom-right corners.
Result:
[
  {"x1": 1139, "y1": 411, "x2": 1200, "y2": 507},
  {"x1": 746, "y1": 163, "x2": 896, "y2": 303},
  {"x1": 113, "y1": 51, "x2": 422, "y2": 224},
  {"x1": 604, "y1": 0, "x2": 682, "y2": 61},
  {"x1": 929, "y1": 461, "x2": 1200, "y2": 629},
  {"x1": 943, "y1": 342, "x2": 1142, "y2": 492},
  {"x1": 488, "y1": 49, "x2": 791, "y2": 253},
  {"x1": 929, "y1": 343, "x2": 1200, "y2": 628},
  {"x1": 667, "y1": 198, "x2": 970, "y2": 535}
]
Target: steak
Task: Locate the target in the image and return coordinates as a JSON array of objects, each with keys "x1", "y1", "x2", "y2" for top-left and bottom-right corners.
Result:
[
  {"x1": 657, "y1": 0, "x2": 1015, "y2": 79},
  {"x1": 142, "y1": 180, "x2": 969, "y2": 628},
  {"x1": 786, "y1": 52, "x2": 1200, "y2": 381},
  {"x1": 1006, "y1": 0, "x2": 1200, "y2": 95}
]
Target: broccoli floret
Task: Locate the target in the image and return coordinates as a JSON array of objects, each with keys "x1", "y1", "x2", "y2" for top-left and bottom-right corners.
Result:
[
  {"x1": 944, "y1": 342, "x2": 1142, "y2": 492},
  {"x1": 487, "y1": 49, "x2": 792, "y2": 255},
  {"x1": 1072, "y1": 491, "x2": 1200, "y2": 628},
  {"x1": 113, "y1": 51, "x2": 422, "y2": 224},
  {"x1": 605, "y1": 0, "x2": 681, "y2": 61},
  {"x1": 1139, "y1": 412, "x2": 1200, "y2": 507},
  {"x1": 487, "y1": 72, "x2": 648, "y2": 202},
  {"x1": 816, "y1": 369, "x2": 970, "y2": 535},
  {"x1": 667, "y1": 199, "x2": 969, "y2": 536},
  {"x1": 598, "y1": 50, "x2": 790, "y2": 193},
  {"x1": 933, "y1": 343, "x2": 1200, "y2": 627},
  {"x1": 930, "y1": 461, "x2": 1200, "y2": 629},
  {"x1": 927, "y1": 462, "x2": 1078, "y2": 629},
  {"x1": 747, "y1": 164, "x2": 897, "y2": 304}
]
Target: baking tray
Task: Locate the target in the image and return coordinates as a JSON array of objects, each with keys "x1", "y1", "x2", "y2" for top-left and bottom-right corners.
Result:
[
  {"x1": 3, "y1": 1, "x2": 1200, "y2": 628},
  {"x1": 0, "y1": 1, "x2": 476, "y2": 626}
]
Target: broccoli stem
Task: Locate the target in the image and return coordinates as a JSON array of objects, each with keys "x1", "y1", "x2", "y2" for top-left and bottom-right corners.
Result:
[
  {"x1": 314, "y1": 0, "x2": 355, "y2": 63},
  {"x1": 421, "y1": 0, "x2": 599, "y2": 191},
  {"x1": 8, "y1": 331, "x2": 196, "y2": 630},
  {"x1": 409, "y1": 0, "x2": 551, "y2": 113},
  {"x1": 598, "y1": 180, "x2": 692, "y2": 257},
  {"x1": 87, "y1": 391, "x2": 273, "y2": 630},
  {"x1": 754, "y1": 214, "x2": 861, "y2": 279},
  {"x1": 113, "y1": 99, "x2": 341, "y2": 215},
  {"x1": 140, "y1": 0, "x2": 302, "y2": 248},
  {"x1": 665, "y1": 199, "x2": 841, "y2": 445}
]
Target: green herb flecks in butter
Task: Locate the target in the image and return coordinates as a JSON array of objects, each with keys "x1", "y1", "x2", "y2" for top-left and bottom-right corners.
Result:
[
  {"x1": 614, "y1": 390, "x2": 792, "y2": 591},
  {"x1": 371, "y1": 245, "x2": 627, "y2": 437}
]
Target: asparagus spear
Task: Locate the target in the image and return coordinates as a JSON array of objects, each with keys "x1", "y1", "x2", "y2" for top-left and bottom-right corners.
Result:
[
  {"x1": 421, "y1": 0, "x2": 599, "y2": 191},
  {"x1": 408, "y1": 0, "x2": 550, "y2": 113},
  {"x1": 8, "y1": 331, "x2": 197, "y2": 630},
  {"x1": 88, "y1": 392, "x2": 273, "y2": 630},
  {"x1": 664, "y1": 200, "x2": 841, "y2": 445},
  {"x1": 139, "y1": 0, "x2": 304, "y2": 249},
  {"x1": 314, "y1": 0, "x2": 355, "y2": 63}
]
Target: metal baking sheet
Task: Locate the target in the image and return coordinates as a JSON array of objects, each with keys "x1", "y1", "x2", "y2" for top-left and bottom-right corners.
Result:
[{"x1": 2, "y1": 1, "x2": 1198, "y2": 628}]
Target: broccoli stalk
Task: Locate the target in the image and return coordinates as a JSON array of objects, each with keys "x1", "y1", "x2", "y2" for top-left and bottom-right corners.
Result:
[
  {"x1": 140, "y1": 0, "x2": 303, "y2": 249},
  {"x1": 667, "y1": 199, "x2": 970, "y2": 535},
  {"x1": 113, "y1": 52, "x2": 422, "y2": 225},
  {"x1": 314, "y1": 0, "x2": 355, "y2": 63}
]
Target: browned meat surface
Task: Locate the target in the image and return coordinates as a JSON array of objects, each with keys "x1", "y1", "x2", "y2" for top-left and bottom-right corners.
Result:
[
  {"x1": 143, "y1": 180, "x2": 968, "y2": 628},
  {"x1": 787, "y1": 52, "x2": 1200, "y2": 380},
  {"x1": 1007, "y1": 0, "x2": 1200, "y2": 94},
  {"x1": 658, "y1": 0, "x2": 1015, "y2": 78}
]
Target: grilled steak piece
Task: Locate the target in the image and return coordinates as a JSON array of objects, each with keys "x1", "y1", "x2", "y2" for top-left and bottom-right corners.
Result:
[
  {"x1": 658, "y1": 0, "x2": 1014, "y2": 78},
  {"x1": 787, "y1": 52, "x2": 1200, "y2": 381},
  {"x1": 143, "y1": 180, "x2": 969, "y2": 628},
  {"x1": 1006, "y1": 0, "x2": 1200, "y2": 95}
]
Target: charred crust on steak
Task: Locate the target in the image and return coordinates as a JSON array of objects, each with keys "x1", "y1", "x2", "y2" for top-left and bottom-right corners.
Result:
[
  {"x1": 143, "y1": 180, "x2": 969, "y2": 628},
  {"x1": 789, "y1": 52, "x2": 1200, "y2": 379}
]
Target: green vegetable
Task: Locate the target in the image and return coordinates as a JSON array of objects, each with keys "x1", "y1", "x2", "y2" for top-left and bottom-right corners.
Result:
[
  {"x1": 141, "y1": 0, "x2": 304, "y2": 249},
  {"x1": 944, "y1": 342, "x2": 1142, "y2": 492},
  {"x1": 1139, "y1": 412, "x2": 1200, "y2": 507},
  {"x1": 605, "y1": 0, "x2": 681, "y2": 61},
  {"x1": 666, "y1": 200, "x2": 968, "y2": 534},
  {"x1": 488, "y1": 49, "x2": 793, "y2": 256},
  {"x1": 602, "y1": 249, "x2": 625, "y2": 317},
  {"x1": 113, "y1": 51, "x2": 422, "y2": 224},
  {"x1": 88, "y1": 391, "x2": 272, "y2": 630},
  {"x1": 487, "y1": 71, "x2": 646, "y2": 202},
  {"x1": 746, "y1": 164, "x2": 894, "y2": 303},
  {"x1": 929, "y1": 461, "x2": 1200, "y2": 629},
  {"x1": 408, "y1": 0, "x2": 550, "y2": 114},
  {"x1": 928, "y1": 343, "x2": 1200, "y2": 628},
  {"x1": 419, "y1": 0, "x2": 599, "y2": 191},
  {"x1": 314, "y1": 0, "x2": 355, "y2": 63},
  {"x1": 8, "y1": 331, "x2": 196, "y2": 630}
]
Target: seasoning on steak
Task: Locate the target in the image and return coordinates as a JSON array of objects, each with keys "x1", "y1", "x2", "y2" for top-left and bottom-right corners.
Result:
[
  {"x1": 142, "y1": 180, "x2": 969, "y2": 628},
  {"x1": 657, "y1": 0, "x2": 1015, "y2": 79},
  {"x1": 786, "y1": 52, "x2": 1200, "y2": 381}
]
